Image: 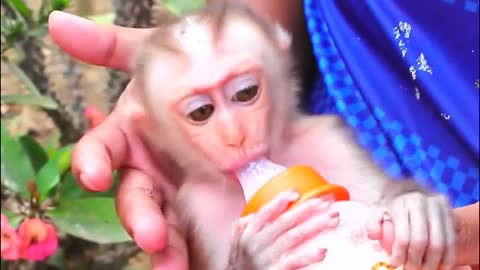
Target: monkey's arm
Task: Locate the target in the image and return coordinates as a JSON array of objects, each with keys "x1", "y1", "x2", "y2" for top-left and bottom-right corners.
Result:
[{"x1": 289, "y1": 115, "x2": 457, "y2": 270}]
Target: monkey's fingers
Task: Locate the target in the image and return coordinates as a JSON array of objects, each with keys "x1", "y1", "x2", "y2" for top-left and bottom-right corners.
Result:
[
  {"x1": 274, "y1": 246, "x2": 327, "y2": 270},
  {"x1": 389, "y1": 198, "x2": 410, "y2": 267},
  {"x1": 116, "y1": 168, "x2": 169, "y2": 253},
  {"x1": 423, "y1": 199, "x2": 451, "y2": 270},
  {"x1": 366, "y1": 210, "x2": 386, "y2": 240},
  {"x1": 242, "y1": 190, "x2": 300, "y2": 238},
  {"x1": 256, "y1": 197, "x2": 332, "y2": 249},
  {"x1": 48, "y1": 11, "x2": 152, "y2": 71},
  {"x1": 404, "y1": 196, "x2": 428, "y2": 270},
  {"x1": 71, "y1": 115, "x2": 128, "y2": 191},
  {"x1": 366, "y1": 211, "x2": 395, "y2": 254},
  {"x1": 439, "y1": 201, "x2": 456, "y2": 270},
  {"x1": 267, "y1": 211, "x2": 338, "y2": 258}
]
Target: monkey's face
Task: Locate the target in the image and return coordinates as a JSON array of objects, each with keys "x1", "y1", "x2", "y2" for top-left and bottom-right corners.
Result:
[
  {"x1": 174, "y1": 68, "x2": 271, "y2": 173},
  {"x1": 142, "y1": 14, "x2": 294, "y2": 174}
]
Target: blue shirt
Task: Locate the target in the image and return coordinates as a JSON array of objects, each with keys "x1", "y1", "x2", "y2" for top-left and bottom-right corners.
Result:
[{"x1": 304, "y1": 0, "x2": 479, "y2": 207}]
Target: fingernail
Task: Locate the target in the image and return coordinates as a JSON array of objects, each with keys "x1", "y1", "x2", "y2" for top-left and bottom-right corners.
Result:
[
  {"x1": 132, "y1": 218, "x2": 166, "y2": 253},
  {"x1": 318, "y1": 248, "x2": 327, "y2": 255},
  {"x1": 318, "y1": 200, "x2": 331, "y2": 210},
  {"x1": 50, "y1": 10, "x2": 94, "y2": 27},
  {"x1": 289, "y1": 192, "x2": 300, "y2": 201},
  {"x1": 389, "y1": 255, "x2": 400, "y2": 267},
  {"x1": 328, "y1": 217, "x2": 340, "y2": 228},
  {"x1": 80, "y1": 172, "x2": 101, "y2": 191},
  {"x1": 328, "y1": 211, "x2": 339, "y2": 218}
]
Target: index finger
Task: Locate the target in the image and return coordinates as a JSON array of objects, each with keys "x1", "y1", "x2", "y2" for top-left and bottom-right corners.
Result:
[{"x1": 48, "y1": 10, "x2": 152, "y2": 71}]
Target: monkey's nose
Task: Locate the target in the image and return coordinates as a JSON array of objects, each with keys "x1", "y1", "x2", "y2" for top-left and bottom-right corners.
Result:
[
  {"x1": 224, "y1": 127, "x2": 247, "y2": 148},
  {"x1": 217, "y1": 110, "x2": 247, "y2": 147},
  {"x1": 228, "y1": 136, "x2": 246, "y2": 147}
]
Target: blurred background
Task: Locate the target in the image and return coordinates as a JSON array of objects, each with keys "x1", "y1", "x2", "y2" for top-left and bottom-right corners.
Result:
[{"x1": 1, "y1": 1, "x2": 203, "y2": 269}]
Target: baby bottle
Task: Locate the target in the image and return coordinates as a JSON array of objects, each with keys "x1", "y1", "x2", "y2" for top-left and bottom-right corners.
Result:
[{"x1": 235, "y1": 158, "x2": 403, "y2": 270}]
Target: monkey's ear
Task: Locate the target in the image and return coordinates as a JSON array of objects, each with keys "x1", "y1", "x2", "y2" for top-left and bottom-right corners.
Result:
[{"x1": 273, "y1": 24, "x2": 292, "y2": 51}]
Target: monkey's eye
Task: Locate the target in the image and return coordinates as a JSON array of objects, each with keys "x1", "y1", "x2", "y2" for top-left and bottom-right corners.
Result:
[
  {"x1": 225, "y1": 74, "x2": 261, "y2": 104},
  {"x1": 182, "y1": 95, "x2": 214, "y2": 124},
  {"x1": 188, "y1": 104, "x2": 214, "y2": 122},
  {"x1": 232, "y1": 85, "x2": 259, "y2": 103}
]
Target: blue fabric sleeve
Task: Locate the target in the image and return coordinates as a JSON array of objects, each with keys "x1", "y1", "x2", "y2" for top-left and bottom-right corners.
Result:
[{"x1": 304, "y1": 0, "x2": 479, "y2": 207}]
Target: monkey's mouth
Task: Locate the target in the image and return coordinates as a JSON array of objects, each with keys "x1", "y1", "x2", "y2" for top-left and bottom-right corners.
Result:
[{"x1": 219, "y1": 144, "x2": 269, "y2": 174}]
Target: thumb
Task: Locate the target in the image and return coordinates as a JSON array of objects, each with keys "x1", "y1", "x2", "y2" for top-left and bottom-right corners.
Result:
[
  {"x1": 152, "y1": 225, "x2": 189, "y2": 270},
  {"x1": 366, "y1": 212, "x2": 395, "y2": 254},
  {"x1": 380, "y1": 216, "x2": 395, "y2": 254}
]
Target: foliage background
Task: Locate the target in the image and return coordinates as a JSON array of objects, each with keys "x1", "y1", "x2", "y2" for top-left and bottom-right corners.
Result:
[{"x1": 1, "y1": 0, "x2": 204, "y2": 269}]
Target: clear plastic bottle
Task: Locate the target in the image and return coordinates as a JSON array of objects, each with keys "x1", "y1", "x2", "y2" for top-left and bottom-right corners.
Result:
[{"x1": 236, "y1": 158, "x2": 401, "y2": 270}]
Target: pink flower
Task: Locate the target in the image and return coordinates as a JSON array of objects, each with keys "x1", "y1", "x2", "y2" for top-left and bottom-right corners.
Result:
[
  {"x1": 17, "y1": 218, "x2": 58, "y2": 261},
  {"x1": 1, "y1": 214, "x2": 21, "y2": 260},
  {"x1": 84, "y1": 106, "x2": 107, "y2": 131}
]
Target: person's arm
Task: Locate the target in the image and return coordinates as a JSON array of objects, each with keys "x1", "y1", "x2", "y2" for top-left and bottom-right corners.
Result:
[{"x1": 454, "y1": 202, "x2": 479, "y2": 267}]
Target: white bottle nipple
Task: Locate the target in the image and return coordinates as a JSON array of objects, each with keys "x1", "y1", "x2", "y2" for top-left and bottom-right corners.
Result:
[{"x1": 235, "y1": 158, "x2": 287, "y2": 201}]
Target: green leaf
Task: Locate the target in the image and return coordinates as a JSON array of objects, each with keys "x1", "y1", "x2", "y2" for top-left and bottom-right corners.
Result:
[
  {"x1": 18, "y1": 135, "x2": 48, "y2": 172},
  {"x1": 44, "y1": 131, "x2": 61, "y2": 157},
  {"x1": 0, "y1": 124, "x2": 35, "y2": 197},
  {"x1": 49, "y1": 144, "x2": 73, "y2": 174},
  {"x1": 87, "y1": 13, "x2": 115, "y2": 24},
  {"x1": 58, "y1": 171, "x2": 88, "y2": 200},
  {"x1": 5, "y1": 0, "x2": 33, "y2": 21},
  {"x1": 38, "y1": 0, "x2": 71, "y2": 23},
  {"x1": 26, "y1": 26, "x2": 48, "y2": 38},
  {"x1": 1, "y1": 93, "x2": 58, "y2": 109},
  {"x1": 2, "y1": 58, "x2": 42, "y2": 96},
  {"x1": 48, "y1": 198, "x2": 132, "y2": 244},
  {"x1": 46, "y1": 247, "x2": 66, "y2": 269},
  {"x1": 1, "y1": 209, "x2": 23, "y2": 227},
  {"x1": 36, "y1": 144, "x2": 73, "y2": 201},
  {"x1": 163, "y1": 0, "x2": 204, "y2": 15},
  {"x1": 1, "y1": 18, "x2": 25, "y2": 43},
  {"x1": 52, "y1": 0, "x2": 71, "y2": 11},
  {"x1": 59, "y1": 171, "x2": 116, "y2": 200},
  {"x1": 36, "y1": 160, "x2": 60, "y2": 202}
]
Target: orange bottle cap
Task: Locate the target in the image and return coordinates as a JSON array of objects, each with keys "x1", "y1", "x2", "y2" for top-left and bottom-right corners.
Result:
[{"x1": 241, "y1": 165, "x2": 350, "y2": 217}]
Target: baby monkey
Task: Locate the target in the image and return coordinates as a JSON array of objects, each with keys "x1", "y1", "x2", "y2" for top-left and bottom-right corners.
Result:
[{"x1": 132, "y1": 3, "x2": 456, "y2": 270}]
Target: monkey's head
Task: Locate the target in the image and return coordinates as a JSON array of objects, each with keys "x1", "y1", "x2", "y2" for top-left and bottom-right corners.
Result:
[{"x1": 134, "y1": 3, "x2": 301, "y2": 176}]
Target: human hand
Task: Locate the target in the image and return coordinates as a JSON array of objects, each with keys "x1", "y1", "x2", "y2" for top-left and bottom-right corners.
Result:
[
  {"x1": 228, "y1": 191, "x2": 339, "y2": 270},
  {"x1": 48, "y1": 11, "x2": 187, "y2": 270}
]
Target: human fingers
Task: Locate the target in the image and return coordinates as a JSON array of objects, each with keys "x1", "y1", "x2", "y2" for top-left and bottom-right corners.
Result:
[
  {"x1": 115, "y1": 168, "x2": 168, "y2": 253},
  {"x1": 48, "y1": 11, "x2": 151, "y2": 71},
  {"x1": 71, "y1": 115, "x2": 128, "y2": 191},
  {"x1": 152, "y1": 225, "x2": 189, "y2": 270}
]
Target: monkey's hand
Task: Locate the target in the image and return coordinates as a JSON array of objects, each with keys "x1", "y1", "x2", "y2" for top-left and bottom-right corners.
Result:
[
  {"x1": 227, "y1": 190, "x2": 339, "y2": 270},
  {"x1": 379, "y1": 181, "x2": 456, "y2": 270}
]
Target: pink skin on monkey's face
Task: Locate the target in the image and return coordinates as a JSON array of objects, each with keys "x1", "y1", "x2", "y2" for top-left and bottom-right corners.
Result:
[
  {"x1": 173, "y1": 67, "x2": 271, "y2": 173},
  {"x1": 144, "y1": 18, "x2": 278, "y2": 173}
]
